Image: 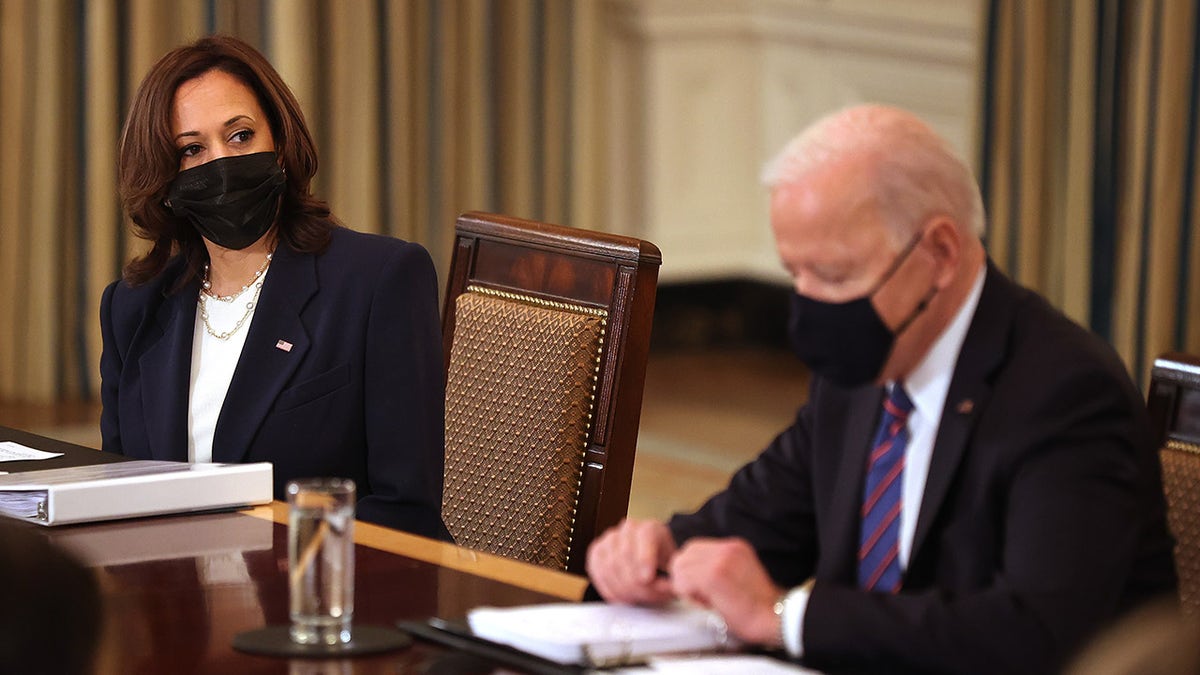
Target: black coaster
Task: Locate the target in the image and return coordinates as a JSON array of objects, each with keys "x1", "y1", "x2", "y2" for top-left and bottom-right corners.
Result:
[{"x1": 232, "y1": 625, "x2": 412, "y2": 658}]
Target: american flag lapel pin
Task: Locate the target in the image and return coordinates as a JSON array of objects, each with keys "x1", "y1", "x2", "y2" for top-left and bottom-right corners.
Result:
[{"x1": 275, "y1": 339, "x2": 293, "y2": 353}]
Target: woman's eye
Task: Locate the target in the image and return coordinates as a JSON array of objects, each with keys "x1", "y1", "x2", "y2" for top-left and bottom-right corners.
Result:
[
  {"x1": 179, "y1": 144, "x2": 201, "y2": 158},
  {"x1": 231, "y1": 129, "x2": 253, "y2": 143}
]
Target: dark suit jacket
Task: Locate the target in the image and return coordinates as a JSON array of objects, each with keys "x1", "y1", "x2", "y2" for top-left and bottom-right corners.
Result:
[
  {"x1": 668, "y1": 262, "x2": 1176, "y2": 674},
  {"x1": 100, "y1": 227, "x2": 450, "y2": 539}
]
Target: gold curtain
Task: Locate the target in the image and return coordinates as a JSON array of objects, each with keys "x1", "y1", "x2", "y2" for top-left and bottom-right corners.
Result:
[
  {"x1": 0, "y1": 0, "x2": 606, "y2": 404},
  {"x1": 983, "y1": 0, "x2": 1200, "y2": 384}
]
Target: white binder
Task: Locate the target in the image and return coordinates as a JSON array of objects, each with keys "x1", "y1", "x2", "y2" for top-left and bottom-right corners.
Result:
[{"x1": 0, "y1": 460, "x2": 273, "y2": 526}]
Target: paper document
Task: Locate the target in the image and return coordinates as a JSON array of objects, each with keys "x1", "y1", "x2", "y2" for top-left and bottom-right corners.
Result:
[
  {"x1": 0, "y1": 441, "x2": 63, "y2": 462},
  {"x1": 0, "y1": 459, "x2": 272, "y2": 526},
  {"x1": 648, "y1": 654, "x2": 823, "y2": 673},
  {"x1": 467, "y1": 601, "x2": 738, "y2": 667},
  {"x1": 604, "y1": 654, "x2": 823, "y2": 674}
]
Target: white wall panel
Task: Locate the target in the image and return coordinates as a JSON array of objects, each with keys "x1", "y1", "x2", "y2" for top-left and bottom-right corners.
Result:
[{"x1": 605, "y1": 0, "x2": 985, "y2": 283}]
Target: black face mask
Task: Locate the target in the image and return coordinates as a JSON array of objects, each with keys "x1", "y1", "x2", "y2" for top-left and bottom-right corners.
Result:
[
  {"x1": 788, "y1": 230, "x2": 935, "y2": 387},
  {"x1": 166, "y1": 151, "x2": 286, "y2": 250}
]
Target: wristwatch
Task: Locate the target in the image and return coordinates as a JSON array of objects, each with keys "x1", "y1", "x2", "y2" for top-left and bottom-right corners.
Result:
[
  {"x1": 775, "y1": 577, "x2": 816, "y2": 656},
  {"x1": 772, "y1": 592, "x2": 789, "y2": 648}
]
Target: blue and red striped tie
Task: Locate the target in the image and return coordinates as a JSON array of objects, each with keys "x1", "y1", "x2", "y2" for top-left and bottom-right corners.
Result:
[{"x1": 857, "y1": 384, "x2": 913, "y2": 592}]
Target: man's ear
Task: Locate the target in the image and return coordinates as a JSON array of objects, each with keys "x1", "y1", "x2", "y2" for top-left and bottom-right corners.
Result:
[{"x1": 924, "y1": 216, "x2": 961, "y2": 290}]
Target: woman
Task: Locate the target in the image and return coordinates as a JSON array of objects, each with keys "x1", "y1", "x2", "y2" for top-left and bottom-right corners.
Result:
[{"x1": 100, "y1": 35, "x2": 449, "y2": 539}]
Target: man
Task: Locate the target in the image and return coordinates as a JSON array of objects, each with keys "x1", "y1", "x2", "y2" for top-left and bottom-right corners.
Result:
[{"x1": 586, "y1": 105, "x2": 1176, "y2": 674}]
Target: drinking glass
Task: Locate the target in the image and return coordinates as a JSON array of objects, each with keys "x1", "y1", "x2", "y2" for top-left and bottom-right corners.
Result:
[{"x1": 287, "y1": 477, "x2": 355, "y2": 646}]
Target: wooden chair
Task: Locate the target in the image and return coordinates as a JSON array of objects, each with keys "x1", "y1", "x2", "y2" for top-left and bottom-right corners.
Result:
[
  {"x1": 441, "y1": 212, "x2": 661, "y2": 574},
  {"x1": 1147, "y1": 352, "x2": 1200, "y2": 614}
]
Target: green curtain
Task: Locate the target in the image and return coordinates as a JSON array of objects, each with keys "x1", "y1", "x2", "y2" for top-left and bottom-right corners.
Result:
[
  {"x1": 982, "y1": 0, "x2": 1200, "y2": 385},
  {"x1": 0, "y1": 0, "x2": 607, "y2": 404}
]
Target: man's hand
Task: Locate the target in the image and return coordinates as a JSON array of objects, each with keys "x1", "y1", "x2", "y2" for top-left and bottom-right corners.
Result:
[
  {"x1": 669, "y1": 537, "x2": 785, "y2": 647},
  {"x1": 586, "y1": 518, "x2": 677, "y2": 604}
]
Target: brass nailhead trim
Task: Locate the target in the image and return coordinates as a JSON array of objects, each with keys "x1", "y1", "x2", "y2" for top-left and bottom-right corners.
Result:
[
  {"x1": 467, "y1": 284, "x2": 609, "y2": 318},
  {"x1": 1167, "y1": 439, "x2": 1200, "y2": 455}
]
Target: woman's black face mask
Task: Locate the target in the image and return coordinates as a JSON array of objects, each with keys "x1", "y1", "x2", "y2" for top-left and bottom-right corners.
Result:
[
  {"x1": 166, "y1": 151, "x2": 286, "y2": 250},
  {"x1": 787, "y1": 230, "x2": 936, "y2": 387}
]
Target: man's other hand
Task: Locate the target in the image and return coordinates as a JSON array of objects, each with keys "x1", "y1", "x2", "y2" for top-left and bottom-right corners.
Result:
[{"x1": 586, "y1": 518, "x2": 677, "y2": 604}]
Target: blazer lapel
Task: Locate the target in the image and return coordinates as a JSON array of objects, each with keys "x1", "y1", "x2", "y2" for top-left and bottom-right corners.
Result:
[
  {"x1": 211, "y1": 245, "x2": 316, "y2": 463},
  {"x1": 824, "y1": 385, "x2": 886, "y2": 583},
  {"x1": 139, "y1": 280, "x2": 200, "y2": 461},
  {"x1": 909, "y1": 261, "x2": 1012, "y2": 565}
]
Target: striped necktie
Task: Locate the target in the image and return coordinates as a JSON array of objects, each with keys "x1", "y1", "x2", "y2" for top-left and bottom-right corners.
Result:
[{"x1": 857, "y1": 383, "x2": 913, "y2": 592}]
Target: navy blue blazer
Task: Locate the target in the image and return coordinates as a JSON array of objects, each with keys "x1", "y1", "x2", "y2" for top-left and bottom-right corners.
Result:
[
  {"x1": 668, "y1": 262, "x2": 1176, "y2": 674},
  {"x1": 100, "y1": 227, "x2": 450, "y2": 539}
]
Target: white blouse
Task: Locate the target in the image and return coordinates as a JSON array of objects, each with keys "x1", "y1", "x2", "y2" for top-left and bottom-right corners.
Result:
[{"x1": 187, "y1": 267, "x2": 269, "y2": 463}]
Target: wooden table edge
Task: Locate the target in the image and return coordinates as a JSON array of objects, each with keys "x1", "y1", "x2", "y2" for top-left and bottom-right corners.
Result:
[{"x1": 242, "y1": 502, "x2": 589, "y2": 601}]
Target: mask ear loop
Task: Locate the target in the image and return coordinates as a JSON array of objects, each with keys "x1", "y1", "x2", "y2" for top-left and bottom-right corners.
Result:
[
  {"x1": 867, "y1": 226, "x2": 928, "y2": 297},
  {"x1": 893, "y1": 283, "x2": 939, "y2": 336}
]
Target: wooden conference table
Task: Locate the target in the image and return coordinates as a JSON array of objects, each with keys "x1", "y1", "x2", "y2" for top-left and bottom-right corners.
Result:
[{"x1": 0, "y1": 426, "x2": 589, "y2": 674}]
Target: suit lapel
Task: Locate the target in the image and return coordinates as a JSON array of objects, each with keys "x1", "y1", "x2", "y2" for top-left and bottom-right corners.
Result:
[
  {"x1": 211, "y1": 244, "x2": 316, "y2": 463},
  {"x1": 825, "y1": 385, "x2": 885, "y2": 583},
  {"x1": 909, "y1": 261, "x2": 1012, "y2": 565},
  {"x1": 139, "y1": 279, "x2": 200, "y2": 461}
]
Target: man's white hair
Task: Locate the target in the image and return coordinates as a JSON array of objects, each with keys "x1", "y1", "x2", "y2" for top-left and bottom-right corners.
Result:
[{"x1": 761, "y1": 105, "x2": 986, "y2": 241}]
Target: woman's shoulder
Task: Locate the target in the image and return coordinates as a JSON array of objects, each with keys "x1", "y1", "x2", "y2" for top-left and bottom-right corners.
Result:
[
  {"x1": 298, "y1": 227, "x2": 437, "y2": 295},
  {"x1": 101, "y1": 257, "x2": 191, "y2": 338},
  {"x1": 327, "y1": 226, "x2": 428, "y2": 252},
  {"x1": 321, "y1": 226, "x2": 435, "y2": 269}
]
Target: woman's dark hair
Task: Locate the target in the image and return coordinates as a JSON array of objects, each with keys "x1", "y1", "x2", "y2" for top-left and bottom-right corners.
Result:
[{"x1": 118, "y1": 34, "x2": 336, "y2": 288}]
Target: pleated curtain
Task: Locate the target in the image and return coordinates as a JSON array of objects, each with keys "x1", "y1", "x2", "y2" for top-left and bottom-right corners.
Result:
[
  {"x1": 982, "y1": 0, "x2": 1200, "y2": 384},
  {"x1": 0, "y1": 0, "x2": 606, "y2": 404}
]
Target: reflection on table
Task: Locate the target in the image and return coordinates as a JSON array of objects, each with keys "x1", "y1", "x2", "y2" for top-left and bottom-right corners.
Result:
[
  {"x1": 59, "y1": 502, "x2": 590, "y2": 667},
  {"x1": 46, "y1": 503, "x2": 587, "y2": 674},
  {"x1": 0, "y1": 423, "x2": 588, "y2": 673}
]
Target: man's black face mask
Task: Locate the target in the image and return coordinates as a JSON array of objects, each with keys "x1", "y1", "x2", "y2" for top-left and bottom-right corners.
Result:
[
  {"x1": 166, "y1": 151, "x2": 286, "y2": 251},
  {"x1": 787, "y1": 229, "x2": 936, "y2": 387}
]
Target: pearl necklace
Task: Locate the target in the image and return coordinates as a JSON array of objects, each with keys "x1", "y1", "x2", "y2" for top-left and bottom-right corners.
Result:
[
  {"x1": 202, "y1": 253, "x2": 272, "y2": 302},
  {"x1": 198, "y1": 252, "x2": 273, "y2": 340}
]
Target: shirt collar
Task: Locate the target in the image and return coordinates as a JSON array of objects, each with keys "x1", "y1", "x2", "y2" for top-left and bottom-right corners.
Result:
[{"x1": 892, "y1": 266, "x2": 987, "y2": 416}]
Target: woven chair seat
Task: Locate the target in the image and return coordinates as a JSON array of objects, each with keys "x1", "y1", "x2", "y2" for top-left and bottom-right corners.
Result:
[
  {"x1": 1148, "y1": 353, "x2": 1200, "y2": 616},
  {"x1": 1161, "y1": 441, "x2": 1200, "y2": 614},
  {"x1": 444, "y1": 288, "x2": 606, "y2": 569}
]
